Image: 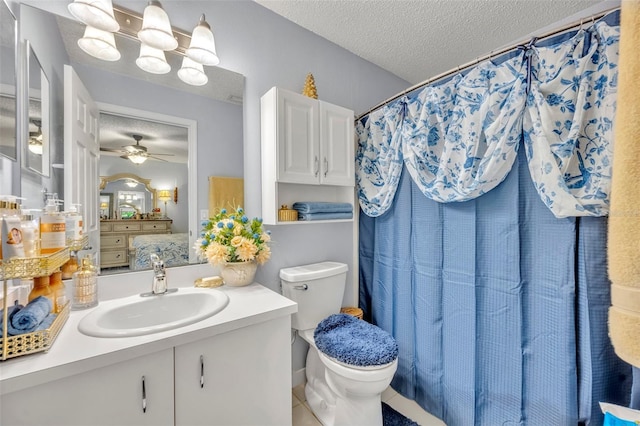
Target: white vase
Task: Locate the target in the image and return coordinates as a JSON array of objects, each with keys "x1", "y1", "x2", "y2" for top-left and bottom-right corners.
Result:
[{"x1": 219, "y1": 261, "x2": 257, "y2": 287}]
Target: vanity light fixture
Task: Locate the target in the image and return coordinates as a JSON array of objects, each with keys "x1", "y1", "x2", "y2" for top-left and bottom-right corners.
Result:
[
  {"x1": 68, "y1": 0, "x2": 119, "y2": 32},
  {"x1": 69, "y1": 1, "x2": 219, "y2": 86},
  {"x1": 185, "y1": 15, "x2": 219, "y2": 66},
  {"x1": 136, "y1": 43, "x2": 170, "y2": 74},
  {"x1": 125, "y1": 180, "x2": 138, "y2": 188},
  {"x1": 177, "y1": 56, "x2": 208, "y2": 86},
  {"x1": 77, "y1": 25, "x2": 121, "y2": 62},
  {"x1": 158, "y1": 189, "x2": 172, "y2": 217}
]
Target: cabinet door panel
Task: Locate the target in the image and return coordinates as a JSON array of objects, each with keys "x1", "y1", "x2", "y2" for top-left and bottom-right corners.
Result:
[
  {"x1": 320, "y1": 102, "x2": 354, "y2": 186},
  {"x1": 277, "y1": 92, "x2": 319, "y2": 184},
  {"x1": 1, "y1": 349, "x2": 174, "y2": 426},
  {"x1": 175, "y1": 316, "x2": 291, "y2": 426}
]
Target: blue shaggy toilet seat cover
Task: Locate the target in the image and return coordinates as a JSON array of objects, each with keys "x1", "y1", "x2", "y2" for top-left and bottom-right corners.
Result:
[{"x1": 314, "y1": 314, "x2": 398, "y2": 367}]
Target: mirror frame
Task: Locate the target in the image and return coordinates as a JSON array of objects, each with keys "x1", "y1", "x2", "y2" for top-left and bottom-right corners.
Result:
[
  {"x1": 0, "y1": 0, "x2": 18, "y2": 162},
  {"x1": 24, "y1": 40, "x2": 50, "y2": 177},
  {"x1": 99, "y1": 172, "x2": 158, "y2": 211}
]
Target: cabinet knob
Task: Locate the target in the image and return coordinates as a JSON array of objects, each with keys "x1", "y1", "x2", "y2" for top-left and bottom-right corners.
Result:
[
  {"x1": 141, "y1": 376, "x2": 147, "y2": 413},
  {"x1": 324, "y1": 157, "x2": 328, "y2": 177},
  {"x1": 314, "y1": 156, "x2": 319, "y2": 177},
  {"x1": 200, "y1": 355, "x2": 205, "y2": 388}
]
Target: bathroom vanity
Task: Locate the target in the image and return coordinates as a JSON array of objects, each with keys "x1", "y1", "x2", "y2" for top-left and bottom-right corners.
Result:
[{"x1": 0, "y1": 271, "x2": 297, "y2": 426}]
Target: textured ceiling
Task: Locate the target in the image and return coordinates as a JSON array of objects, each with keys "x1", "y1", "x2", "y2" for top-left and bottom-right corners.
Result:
[{"x1": 255, "y1": 0, "x2": 604, "y2": 85}]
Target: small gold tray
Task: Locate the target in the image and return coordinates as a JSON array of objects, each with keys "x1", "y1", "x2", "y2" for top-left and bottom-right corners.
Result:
[
  {"x1": 1, "y1": 302, "x2": 70, "y2": 361},
  {"x1": 66, "y1": 235, "x2": 90, "y2": 252},
  {"x1": 194, "y1": 276, "x2": 224, "y2": 288},
  {"x1": 0, "y1": 248, "x2": 70, "y2": 281}
]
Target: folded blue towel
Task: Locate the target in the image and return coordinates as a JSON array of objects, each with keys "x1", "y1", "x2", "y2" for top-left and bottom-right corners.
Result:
[
  {"x1": 8, "y1": 296, "x2": 52, "y2": 335},
  {"x1": 292, "y1": 202, "x2": 353, "y2": 214},
  {"x1": 314, "y1": 313, "x2": 398, "y2": 367},
  {"x1": 298, "y1": 211, "x2": 353, "y2": 221},
  {"x1": 0, "y1": 304, "x2": 23, "y2": 334}
]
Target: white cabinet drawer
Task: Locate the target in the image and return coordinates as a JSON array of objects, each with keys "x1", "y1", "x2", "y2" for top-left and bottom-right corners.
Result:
[
  {"x1": 113, "y1": 223, "x2": 141, "y2": 232},
  {"x1": 100, "y1": 222, "x2": 112, "y2": 232},
  {"x1": 101, "y1": 235, "x2": 126, "y2": 248},
  {"x1": 142, "y1": 222, "x2": 169, "y2": 232}
]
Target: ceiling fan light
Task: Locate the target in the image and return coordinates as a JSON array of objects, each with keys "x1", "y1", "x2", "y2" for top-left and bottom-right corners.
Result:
[
  {"x1": 128, "y1": 154, "x2": 147, "y2": 165},
  {"x1": 186, "y1": 15, "x2": 219, "y2": 66},
  {"x1": 136, "y1": 43, "x2": 171, "y2": 74},
  {"x1": 68, "y1": 0, "x2": 119, "y2": 33},
  {"x1": 78, "y1": 25, "x2": 121, "y2": 61},
  {"x1": 178, "y1": 57, "x2": 208, "y2": 86},
  {"x1": 138, "y1": 1, "x2": 178, "y2": 51}
]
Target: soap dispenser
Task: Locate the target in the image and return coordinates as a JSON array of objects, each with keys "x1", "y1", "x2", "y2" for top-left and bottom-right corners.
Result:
[
  {"x1": 40, "y1": 198, "x2": 66, "y2": 255},
  {"x1": 65, "y1": 203, "x2": 83, "y2": 245},
  {"x1": 72, "y1": 255, "x2": 98, "y2": 310}
]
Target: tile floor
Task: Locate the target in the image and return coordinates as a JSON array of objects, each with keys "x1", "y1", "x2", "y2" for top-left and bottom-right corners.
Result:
[{"x1": 292, "y1": 384, "x2": 446, "y2": 426}]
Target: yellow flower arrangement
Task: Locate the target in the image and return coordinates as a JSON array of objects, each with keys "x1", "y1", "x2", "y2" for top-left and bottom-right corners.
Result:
[{"x1": 195, "y1": 207, "x2": 271, "y2": 266}]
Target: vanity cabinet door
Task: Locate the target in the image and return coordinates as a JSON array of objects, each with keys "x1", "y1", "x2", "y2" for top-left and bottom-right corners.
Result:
[
  {"x1": 0, "y1": 348, "x2": 174, "y2": 426},
  {"x1": 174, "y1": 316, "x2": 292, "y2": 426}
]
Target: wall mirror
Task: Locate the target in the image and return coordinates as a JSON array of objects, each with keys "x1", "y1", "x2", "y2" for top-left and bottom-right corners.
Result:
[
  {"x1": 99, "y1": 173, "x2": 157, "y2": 220},
  {"x1": 25, "y1": 41, "x2": 50, "y2": 176},
  {"x1": 16, "y1": 4, "x2": 244, "y2": 276},
  {"x1": 0, "y1": 0, "x2": 17, "y2": 161}
]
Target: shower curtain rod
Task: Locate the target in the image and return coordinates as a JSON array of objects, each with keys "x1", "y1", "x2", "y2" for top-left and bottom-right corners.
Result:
[{"x1": 356, "y1": 5, "x2": 621, "y2": 121}]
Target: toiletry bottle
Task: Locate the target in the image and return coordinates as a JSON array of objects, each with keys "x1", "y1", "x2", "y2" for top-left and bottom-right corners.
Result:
[
  {"x1": 1, "y1": 196, "x2": 25, "y2": 259},
  {"x1": 28, "y1": 275, "x2": 55, "y2": 312},
  {"x1": 65, "y1": 204, "x2": 83, "y2": 245},
  {"x1": 21, "y1": 210, "x2": 40, "y2": 258},
  {"x1": 72, "y1": 255, "x2": 98, "y2": 310},
  {"x1": 40, "y1": 198, "x2": 66, "y2": 254},
  {"x1": 61, "y1": 253, "x2": 79, "y2": 280},
  {"x1": 49, "y1": 269, "x2": 66, "y2": 313}
]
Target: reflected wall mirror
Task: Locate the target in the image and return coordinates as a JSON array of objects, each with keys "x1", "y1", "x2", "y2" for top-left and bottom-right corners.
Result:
[
  {"x1": 0, "y1": 0, "x2": 17, "y2": 161},
  {"x1": 26, "y1": 41, "x2": 50, "y2": 176},
  {"x1": 99, "y1": 172, "x2": 157, "y2": 220}
]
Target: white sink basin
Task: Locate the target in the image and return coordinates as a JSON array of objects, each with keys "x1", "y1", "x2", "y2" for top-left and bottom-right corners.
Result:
[{"x1": 78, "y1": 288, "x2": 229, "y2": 338}]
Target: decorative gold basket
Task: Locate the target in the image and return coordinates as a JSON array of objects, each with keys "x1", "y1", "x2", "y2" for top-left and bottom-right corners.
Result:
[
  {"x1": 340, "y1": 307, "x2": 364, "y2": 320},
  {"x1": 0, "y1": 302, "x2": 70, "y2": 360},
  {"x1": 1, "y1": 248, "x2": 71, "y2": 360},
  {"x1": 0, "y1": 248, "x2": 70, "y2": 281},
  {"x1": 66, "y1": 235, "x2": 90, "y2": 252},
  {"x1": 278, "y1": 205, "x2": 298, "y2": 222}
]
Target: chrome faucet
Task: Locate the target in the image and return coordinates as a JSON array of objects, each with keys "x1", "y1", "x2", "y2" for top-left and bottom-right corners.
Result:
[{"x1": 141, "y1": 254, "x2": 177, "y2": 297}]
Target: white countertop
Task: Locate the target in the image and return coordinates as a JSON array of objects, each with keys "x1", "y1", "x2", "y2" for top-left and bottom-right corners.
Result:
[{"x1": 0, "y1": 264, "x2": 297, "y2": 395}]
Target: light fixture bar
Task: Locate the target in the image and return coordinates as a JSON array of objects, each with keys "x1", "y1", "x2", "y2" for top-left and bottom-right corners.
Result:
[{"x1": 112, "y1": 4, "x2": 191, "y2": 55}]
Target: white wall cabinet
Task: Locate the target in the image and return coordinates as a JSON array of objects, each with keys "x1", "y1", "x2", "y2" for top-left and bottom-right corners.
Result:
[
  {"x1": 1, "y1": 348, "x2": 175, "y2": 426},
  {"x1": 1, "y1": 317, "x2": 292, "y2": 426},
  {"x1": 261, "y1": 87, "x2": 355, "y2": 224}
]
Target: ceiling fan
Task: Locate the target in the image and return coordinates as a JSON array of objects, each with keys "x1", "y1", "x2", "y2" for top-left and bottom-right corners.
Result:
[{"x1": 100, "y1": 134, "x2": 174, "y2": 164}]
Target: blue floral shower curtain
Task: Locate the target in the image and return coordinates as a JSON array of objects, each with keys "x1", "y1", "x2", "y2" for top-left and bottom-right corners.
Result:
[{"x1": 357, "y1": 10, "x2": 629, "y2": 426}]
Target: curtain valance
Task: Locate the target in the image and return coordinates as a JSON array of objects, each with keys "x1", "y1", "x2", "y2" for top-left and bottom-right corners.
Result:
[{"x1": 356, "y1": 15, "x2": 620, "y2": 218}]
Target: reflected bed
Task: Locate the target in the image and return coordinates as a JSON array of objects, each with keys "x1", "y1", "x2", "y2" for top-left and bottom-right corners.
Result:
[{"x1": 129, "y1": 233, "x2": 190, "y2": 270}]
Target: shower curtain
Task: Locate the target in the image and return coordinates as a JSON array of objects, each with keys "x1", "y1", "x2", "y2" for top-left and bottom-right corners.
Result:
[
  {"x1": 360, "y1": 152, "x2": 630, "y2": 424},
  {"x1": 357, "y1": 10, "x2": 630, "y2": 426}
]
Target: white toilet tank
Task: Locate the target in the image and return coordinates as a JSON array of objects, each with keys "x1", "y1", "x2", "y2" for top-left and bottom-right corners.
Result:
[{"x1": 280, "y1": 261, "x2": 348, "y2": 331}]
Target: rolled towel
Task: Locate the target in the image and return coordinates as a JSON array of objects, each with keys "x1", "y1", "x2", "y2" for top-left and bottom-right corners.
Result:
[
  {"x1": 292, "y1": 202, "x2": 353, "y2": 214},
  {"x1": 8, "y1": 296, "x2": 52, "y2": 335},
  {"x1": 35, "y1": 314, "x2": 57, "y2": 331},
  {"x1": 0, "y1": 304, "x2": 23, "y2": 334},
  {"x1": 298, "y1": 211, "x2": 353, "y2": 221}
]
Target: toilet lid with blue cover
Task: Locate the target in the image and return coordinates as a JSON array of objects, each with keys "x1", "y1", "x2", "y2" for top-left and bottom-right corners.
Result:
[{"x1": 314, "y1": 314, "x2": 398, "y2": 367}]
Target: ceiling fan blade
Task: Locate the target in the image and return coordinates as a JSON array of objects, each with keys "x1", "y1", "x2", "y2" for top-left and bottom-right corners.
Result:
[
  {"x1": 100, "y1": 147, "x2": 124, "y2": 153},
  {"x1": 147, "y1": 152, "x2": 174, "y2": 156},
  {"x1": 148, "y1": 155, "x2": 168, "y2": 162}
]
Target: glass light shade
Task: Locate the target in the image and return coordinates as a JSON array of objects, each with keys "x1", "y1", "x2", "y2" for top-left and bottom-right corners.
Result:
[
  {"x1": 157, "y1": 190, "x2": 172, "y2": 202},
  {"x1": 128, "y1": 154, "x2": 147, "y2": 164},
  {"x1": 28, "y1": 138, "x2": 43, "y2": 155},
  {"x1": 68, "y1": 0, "x2": 119, "y2": 32},
  {"x1": 177, "y1": 57, "x2": 208, "y2": 86},
  {"x1": 138, "y1": 2, "x2": 178, "y2": 51},
  {"x1": 78, "y1": 26, "x2": 121, "y2": 61},
  {"x1": 186, "y1": 15, "x2": 220, "y2": 66},
  {"x1": 125, "y1": 181, "x2": 138, "y2": 188},
  {"x1": 136, "y1": 43, "x2": 171, "y2": 74}
]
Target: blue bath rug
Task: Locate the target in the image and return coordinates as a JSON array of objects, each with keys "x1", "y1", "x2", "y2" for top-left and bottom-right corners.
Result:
[{"x1": 382, "y1": 402, "x2": 419, "y2": 426}]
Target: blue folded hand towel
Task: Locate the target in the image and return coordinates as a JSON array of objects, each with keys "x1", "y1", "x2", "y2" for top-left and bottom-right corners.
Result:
[
  {"x1": 0, "y1": 304, "x2": 23, "y2": 334},
  {"x1": 314, "y1": 313, "x2": 398, "y2": 367},
  {"x1": 298, "y1": 211, "x2": 353, "y2": 221},
  {"x1": 292, "y1": 202, "x2": 353, "y2": 214},
  {"x1": 8, "y1": 296, "x2": 52, "y2": 335}
]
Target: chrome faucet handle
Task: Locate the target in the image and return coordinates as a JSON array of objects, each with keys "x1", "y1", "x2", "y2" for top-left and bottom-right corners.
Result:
[{"x1": 150, "y1": 254, "x2": 165, "y2": 276}]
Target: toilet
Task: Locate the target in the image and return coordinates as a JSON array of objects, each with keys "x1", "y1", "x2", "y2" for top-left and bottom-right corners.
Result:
[{"x1": 280, "y1": 262, "x2": 398, "y2": 426}]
